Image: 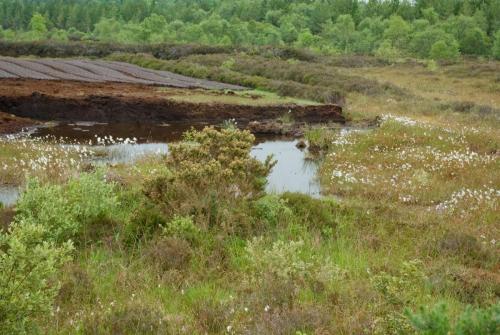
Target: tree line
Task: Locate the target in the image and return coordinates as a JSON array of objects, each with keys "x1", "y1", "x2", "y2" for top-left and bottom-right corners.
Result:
[{"x1": 1, "y1": 0, "x2": 500, "y2": 60}]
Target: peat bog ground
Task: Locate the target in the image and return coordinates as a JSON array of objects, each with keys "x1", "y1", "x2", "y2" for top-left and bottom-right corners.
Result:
[{"x1": 0, "y1": 48, "x2": 498, "y2": 335}]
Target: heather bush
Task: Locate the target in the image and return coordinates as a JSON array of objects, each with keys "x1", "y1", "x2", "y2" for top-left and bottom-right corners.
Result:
[
  {"x1": 244, "y1": 305, "x2": 333, "y2": 335},
  {"x1": 81, "y1": 301, "x2": 173, "y2": 335},
  {"x1": 122, "y1": 200, "x2": 167, "y2": 246},
  {"x1": 0, "y1": 222, "x2": 73, "y2": 334},
  {"x1": 281, "y1": 192, "x2": 338, "y2": 231},
  {"x1": 371, "y1": 260, "x2": 430, "y2": 334},
  {"x1": 143, "y1": 236, "x2": 193, "y2": 272},
  {"x1": 193, "y1": 298, "x2": 230, "y2": 334},
  {"x1": 371, "y1": 260, "x2": 428, "y2": 307},
  {"x1": 107, "y1": 53, "x2": 346, "y2": 104},
  {"x1": 56, "y1": 263, "x2": 96, "y2": 307},
  {"x1": 0, "y1": 40, "x2": 233, "y2": 60},
  {"x1": 436, "y1": 232, "x2": 493, "y2": 266}
]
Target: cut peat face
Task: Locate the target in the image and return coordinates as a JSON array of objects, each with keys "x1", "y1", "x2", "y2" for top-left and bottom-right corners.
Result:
[{"x1": 0, "y1": 57, "x2": 344, "y2": 125}]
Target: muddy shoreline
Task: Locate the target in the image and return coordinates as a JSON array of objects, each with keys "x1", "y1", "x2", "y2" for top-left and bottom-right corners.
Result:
[
  {"x1": 0, "y1": 111, "x2": 38, "y2": 134},
  {"x1": 0, "y1": 79, "x2": 344, "y2": 125}
]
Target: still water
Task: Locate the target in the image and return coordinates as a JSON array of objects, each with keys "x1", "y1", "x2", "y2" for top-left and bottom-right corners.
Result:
[
  {"x1": 0, "y1": 186, "x2": 19, "y2": 207},
  {"x1": 252, "y1": 140, "x2": 320, "y2": 197},
  {"x1": 1, "y1": 122, "x2": 321, "y2": 206}
]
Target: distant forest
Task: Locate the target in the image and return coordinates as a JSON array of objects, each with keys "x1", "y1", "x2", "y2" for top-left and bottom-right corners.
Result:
[{"x1": 1, "y1": 0, "x2": 500, "y2": 60}]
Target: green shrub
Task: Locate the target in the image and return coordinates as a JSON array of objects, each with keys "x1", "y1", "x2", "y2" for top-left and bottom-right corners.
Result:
[
  {"x1": 281, "y1": 192, "x2": 338, "y2": 231},
  {"x1": 162, "y1": 215, "x2": 201, "y2": 244},
  {"x1": 371, "y1": 260, "x2": 430, "y2": 334},
  {"x1": 144, "y1": 127, "x2": 274, "y2": 229},
  {"x1": 253, "y1": 195, "x2": 292, "y2": 226},
  {"x1": 460, "y1": 28, "x2": 490, "y2": 56},
  {"x1": 169, "y1": 127, "x2": 273, "y2": 194},
  {"x1": 220, "y1": 118, "x2": 238, "y2": 130},
  {"x1": 407, "y1": 302, "x2": 500, "y2": 335},
  {"x1": 371, "y1": 260, "x2": 428, "y2": 307},
  {"x1": 407, "y1": 303, "x2": 451, "y2": 335},
  {"x1": 375, "y1": 40, "x2": 401, "y2": 62},
  {"x1": 426, "y1": 59, "x2": 439, "y2": 72},
  {"x1": 15, "y1": 172, "x2": 119, "y2": 243},
  {"x1": 15, "y1": 180, "x2": 76, "y2": 243},
  {"x1": 246, "y1": 238, "x2": 309, "y2": 283},
  {"x1": 220, "y1": 57, "x2": 235, "y2": 70},
  {"x1": 304, "y1": 127, "x2": 333, "y2": 151},
  {"x1": 455, "y1": 304, "x2": 499, "y2": 335},
  {"x1": 493, "y1": 31, "x2": 500, "y2": 60},
  {"x1": 430, "y1": 40, "x2": 460, "y2": 61},
  {"x1": 0, "y1": 222, "x2": 73, "y2": 334},
  {"x1": 245, "y1": 238, "x2": 345, "y2": 295}
]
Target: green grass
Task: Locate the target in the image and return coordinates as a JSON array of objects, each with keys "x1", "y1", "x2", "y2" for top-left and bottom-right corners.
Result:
[
  {"x1": 1, "y1": 55, "x2": 499, "y2": 335},
  {"x1": 162, "y1": 88, "x2": 320, "y2": 106}
]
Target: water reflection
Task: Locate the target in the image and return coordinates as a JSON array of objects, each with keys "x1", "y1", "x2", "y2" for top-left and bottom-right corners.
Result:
[
  {"x1": 30, "y1": 122, "x2": 323, "y2": 197},
  {"x1": 252, "y1": 140, "x2": 320, "y2": 197},
  {"x1": 93, "y1": 143, "x2": 169, "y2": 164},
  {"x1": 34, "y1": 122, "x2": 205, "y2": 143},
  {"x1": 0, "y1": 186, "x2": 19, "y2": 207}
]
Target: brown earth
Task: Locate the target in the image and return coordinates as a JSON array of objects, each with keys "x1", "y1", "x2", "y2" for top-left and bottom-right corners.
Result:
[
  {"x1": 0, "y1": 110, "x2": 37, "y2": 134},
  {"x1": 0, "y1": 79, "x2": 344, "y2": 124},
  {"x1": 248, "y1": 120, "x2": 307, "y2": 137},
  {"x1": 0, "y1": 57, "x2": 245, "y2": 90}
]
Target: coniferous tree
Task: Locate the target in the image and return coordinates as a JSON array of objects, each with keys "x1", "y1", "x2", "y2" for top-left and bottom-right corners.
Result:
[{"x1": 0, "y1": 0, "x2": 498, "y2": 59}]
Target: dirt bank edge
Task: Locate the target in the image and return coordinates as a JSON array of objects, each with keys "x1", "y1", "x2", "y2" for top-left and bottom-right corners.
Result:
[
  {"x1": 0, "y1": 81, "x2": 344, "y2": 124},
  {"x1": 0, "y1": 111, "x2": 38, "y2": 134}
]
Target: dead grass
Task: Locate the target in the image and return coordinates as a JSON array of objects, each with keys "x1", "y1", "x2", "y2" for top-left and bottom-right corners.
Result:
[
  {"x1": 343, "y1": 62, "x2": 500, "y2": 109},
  {"x1": 162, "y1": 88, "x2": 320, "y2": 106}
]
